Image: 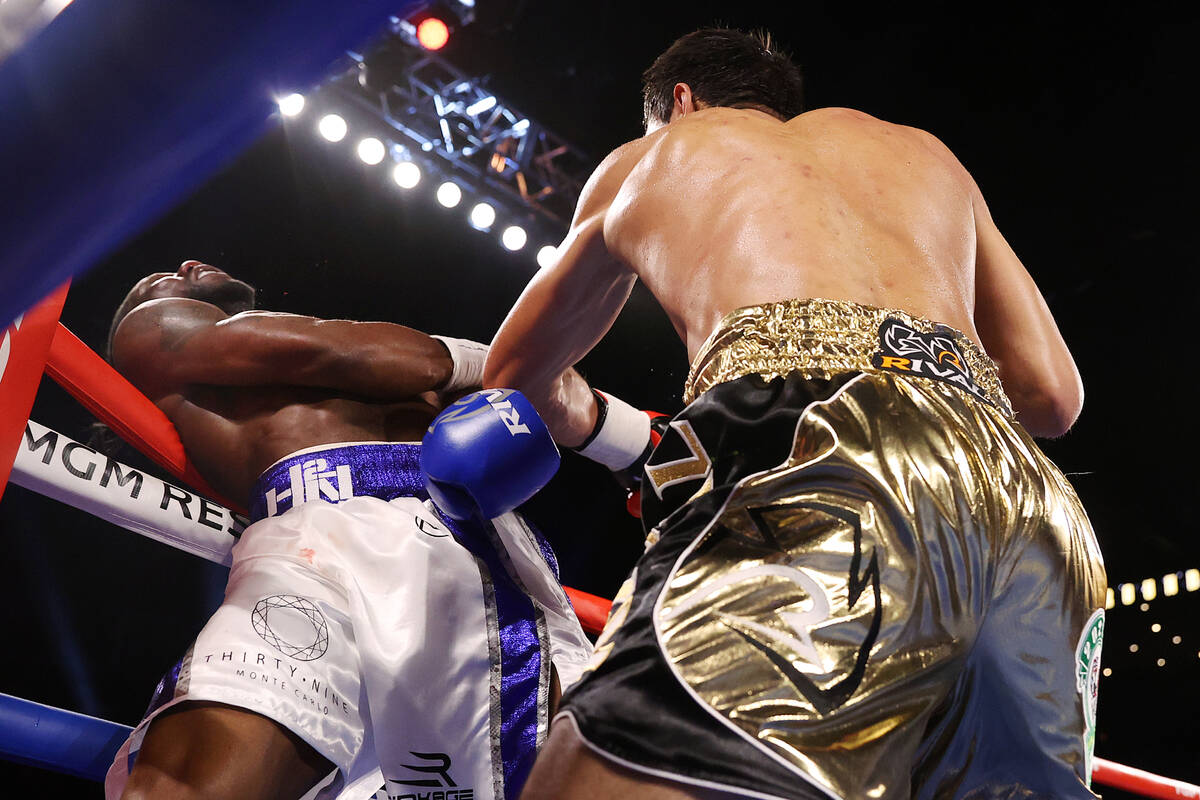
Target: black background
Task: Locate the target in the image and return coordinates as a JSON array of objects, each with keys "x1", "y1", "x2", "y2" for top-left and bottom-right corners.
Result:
[{"x1": 1, "y1": 1, "x2": 1196, "y2": 796}]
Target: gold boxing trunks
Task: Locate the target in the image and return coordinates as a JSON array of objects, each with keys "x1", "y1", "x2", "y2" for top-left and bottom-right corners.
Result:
[{"x1": 557, "y1": 298, "x2": 1107, "y2": 800}]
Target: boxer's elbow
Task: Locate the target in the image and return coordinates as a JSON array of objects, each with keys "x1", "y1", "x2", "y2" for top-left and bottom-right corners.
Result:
[{"x1": 1011, "y1": 372, "x2": 1084, "y2": 439}]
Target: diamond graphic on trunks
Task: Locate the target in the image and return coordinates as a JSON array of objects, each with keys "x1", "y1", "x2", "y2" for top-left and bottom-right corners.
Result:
[{"x1": 250, "y1": 595, "x2": 330, "y2": 661}]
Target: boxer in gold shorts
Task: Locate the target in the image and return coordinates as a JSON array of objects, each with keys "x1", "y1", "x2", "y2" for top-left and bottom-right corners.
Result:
[{"x1": 485, "y1": 27, "x2": 1107, "y2": 800}]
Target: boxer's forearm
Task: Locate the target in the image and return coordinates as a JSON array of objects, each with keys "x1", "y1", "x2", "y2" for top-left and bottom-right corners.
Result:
[{"x1": 485, "y1": 358, "x2": 598, "y2": 448}]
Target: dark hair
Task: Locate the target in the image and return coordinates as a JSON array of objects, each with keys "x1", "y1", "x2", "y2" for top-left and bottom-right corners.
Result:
[{"x1": 642, "y1": 28, "x2": 804, "y2": 128}]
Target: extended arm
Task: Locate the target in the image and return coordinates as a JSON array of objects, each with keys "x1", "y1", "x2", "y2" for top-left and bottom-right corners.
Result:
[
  {"x1": 484, "y1": 143, "x2": 645, "y2": 446},
  {"x1": 112, "y1": 298, "x2": 455, "y2": 400},
  {"x1": 971, "y1": 186, "x2": 1084, "y2": 437}
]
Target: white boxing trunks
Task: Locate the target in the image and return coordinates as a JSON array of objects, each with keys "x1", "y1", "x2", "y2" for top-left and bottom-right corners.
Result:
[{"x1": 104, "y1": 441, "x2": 592, "y2": 800}]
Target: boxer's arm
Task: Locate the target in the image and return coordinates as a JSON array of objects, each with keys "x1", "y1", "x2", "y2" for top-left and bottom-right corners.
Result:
[
  {"x1": 971, "y1": 184, "x2": 1084, "y2": 437},
  {"x1": 484, "y1": 142, "x2": 646, "y2": 446},
  {"x1": 112, "y1": 298, "x2": 454, "y2": 398}
]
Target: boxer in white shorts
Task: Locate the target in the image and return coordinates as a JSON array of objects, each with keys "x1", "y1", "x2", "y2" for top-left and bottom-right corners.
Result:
[{"x1": 100, "y1": 261, "x2": 589, "y2": 800}]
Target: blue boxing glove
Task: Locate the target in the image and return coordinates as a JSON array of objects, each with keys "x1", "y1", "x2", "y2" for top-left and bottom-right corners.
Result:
[{"x1": 421, "y1": 388, "x2": 560, "y2": 520}]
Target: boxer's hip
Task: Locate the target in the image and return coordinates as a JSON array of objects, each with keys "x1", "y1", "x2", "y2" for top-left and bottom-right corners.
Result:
[{"x1": 564, "y1": 301, "x2": 1105, "y2": 798}]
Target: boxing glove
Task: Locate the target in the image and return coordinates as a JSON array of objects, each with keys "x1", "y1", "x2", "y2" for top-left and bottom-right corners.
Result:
[
  {"x1": 421, "y1": 388, "x2": 560, "y2": 520},
  {"x1": 571, "y1": 389, "x2": 670, "y2": 518}
]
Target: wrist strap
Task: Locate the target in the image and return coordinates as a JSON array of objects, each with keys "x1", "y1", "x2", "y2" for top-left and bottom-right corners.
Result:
[
  {"x1": 573, "y1": 389, "x2": 651, "y2": 471},
  {"x1": 431, "y1": 335, "x2": 489, "y2": 392}
]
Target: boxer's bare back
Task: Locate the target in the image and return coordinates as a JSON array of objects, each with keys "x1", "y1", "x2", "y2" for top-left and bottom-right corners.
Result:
[{"x1": 490, "y1": 105, "x2": 1081, "y2": 439}]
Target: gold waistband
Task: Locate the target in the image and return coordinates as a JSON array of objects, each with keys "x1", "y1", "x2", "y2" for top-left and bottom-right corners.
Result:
[{"x1": 683, "y1": 297, "x2": 1012, "y2": 416}]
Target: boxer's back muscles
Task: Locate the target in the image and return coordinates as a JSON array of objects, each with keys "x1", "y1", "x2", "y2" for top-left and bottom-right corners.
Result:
[
  {"x1": 490, "y1": 105, "x2": 1082, "y2": 437},
  {"x1": 112, "y1": 296, "x2": 452, "y2": 503}
]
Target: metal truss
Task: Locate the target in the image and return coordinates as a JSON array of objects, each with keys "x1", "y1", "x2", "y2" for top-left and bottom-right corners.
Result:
[{"x1": 323, "y1": 18, "x2": 594, "y2": 231}]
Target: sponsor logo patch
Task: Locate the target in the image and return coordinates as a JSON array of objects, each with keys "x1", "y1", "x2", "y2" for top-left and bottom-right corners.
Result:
[
  {"x1": 872, "y1": 319, "x2": 989, "y2": 403},
  {"x1": 1075, "y1": 608, "x2": 1105, "y2": 787},
  {"x1": 388, "y1": 751, "x2": 475, "y2": 800}
]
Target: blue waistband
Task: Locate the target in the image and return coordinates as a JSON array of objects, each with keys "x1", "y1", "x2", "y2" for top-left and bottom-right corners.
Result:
[{"x1": 248, "y1": 442, "x2": 427, "y2": 523}]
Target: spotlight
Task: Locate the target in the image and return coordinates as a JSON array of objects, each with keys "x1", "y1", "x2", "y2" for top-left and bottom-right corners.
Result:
[
  {"x1": 417, "y1": 17, "x2": 450, "y2": 50},
  {"x1": 1186, "y1": 569, "x2": 1200, "y2": 592},
  {"x1": 536, "y1": 245, "x2": 558, "y2": 269},
  {"x1": 1151, "y1": 623, "x2": 1162, "y2": 633},
  {"x1": 1102, "y1": 667, "x2": 1112, "y2": 677},
  {"x1": 1163, "y1": 573, "x2": 1180, "y2": 597},
  {"x1": 1129, "y1": 643, "x2": 1138, "y2": 653},
  {"x1": 1119, "y1": 583, "x2": 1135, "y2": 606},
  {"x1": 318, "y1": 114, "x2": 348, "y2": 142},
  {"x1": 278, "y1": 93, "x2": 305, "y2": 117},
  {"x1": 470, "y1": 202, "x2": 496, "y2": 230},
  {"x1": 501, "y1": 226, "x2": 527, "y2": 251},
  {"x1": 1141, "y1": 578, "x2": 1157, "y2": 602},
  {"x1": 436, "y1": 181, "x2": 463, "y2": 208},
  {"x1": 392, "y1": 161, "x2": 421, "y2": 189},
  {"x1": 357, "y1": 137, "x2": 386, "y2": 165}
]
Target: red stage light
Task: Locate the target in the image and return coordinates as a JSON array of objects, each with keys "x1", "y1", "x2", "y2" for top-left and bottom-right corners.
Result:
[{"x1": 416, "y1": 17, "x2": 450, "y2": 50}]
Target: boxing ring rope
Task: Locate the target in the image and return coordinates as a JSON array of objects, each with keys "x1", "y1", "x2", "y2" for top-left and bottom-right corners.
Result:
[{"x1": 1, "y1": 320, "x2": 1196, "y2": 798}]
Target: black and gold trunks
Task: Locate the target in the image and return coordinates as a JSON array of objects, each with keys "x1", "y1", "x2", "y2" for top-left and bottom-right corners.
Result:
[{"x1": 559, "y1": 298, "x2": 1106, "y2": 800}]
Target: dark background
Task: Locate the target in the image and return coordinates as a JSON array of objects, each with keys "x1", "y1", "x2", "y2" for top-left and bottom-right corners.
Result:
[{"x1": 2, "y1": 1, "x2": 1196, "y2": 796}]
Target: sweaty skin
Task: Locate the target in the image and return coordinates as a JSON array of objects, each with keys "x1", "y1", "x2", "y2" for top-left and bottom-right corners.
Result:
[
  {"x1": 486, "y1": 103, "x2": 1083, "y2": 440},
  {"x1": 111, "y1": 262, "x2": 453, "y2": 503}
]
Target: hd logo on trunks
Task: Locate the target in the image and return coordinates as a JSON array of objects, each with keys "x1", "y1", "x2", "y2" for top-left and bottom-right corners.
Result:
[
  {"x1": 872, "y1": 319, "x2": 989, "y2": 403},
  {"x1": 263, "y1": 457, "x2": 354, "y2": 517}
]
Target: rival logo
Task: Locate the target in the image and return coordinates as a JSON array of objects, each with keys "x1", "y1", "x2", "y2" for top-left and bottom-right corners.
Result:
[
  {"x1": 427, "y1": 388, "x2": 532, "y2": 437},
  {"x1": 264, "y1": 457, "x2": 354, "y2": 517},
  {"x1": 871, "y1": 319, "x2": 989, "y2": 403},
  {"x1": 481, "y1": 388, "x2": 531, "y2": 436}
]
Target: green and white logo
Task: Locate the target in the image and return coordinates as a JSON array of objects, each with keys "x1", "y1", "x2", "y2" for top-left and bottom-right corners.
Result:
[{"x1": 1075, "y1": 608, "x2": 1105, "y2": 786}]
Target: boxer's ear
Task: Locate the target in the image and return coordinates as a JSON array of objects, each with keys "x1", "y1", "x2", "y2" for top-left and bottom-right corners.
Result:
[{"x1": 671, "y1": 83, "x2": 700, "y2": 120}]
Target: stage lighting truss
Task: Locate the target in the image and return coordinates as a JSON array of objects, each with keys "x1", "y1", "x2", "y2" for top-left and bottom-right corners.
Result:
[{"x1": 313, "y1": 21, "x2": 592, "y2": 242}]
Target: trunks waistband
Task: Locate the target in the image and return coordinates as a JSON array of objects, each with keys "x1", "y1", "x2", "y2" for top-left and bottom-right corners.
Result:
[
  {"x1": 248, "y1": 441, "x2": 426, "y2": 523},
  {"x1": 683, "y1": 297, "x2": 1013, "y2": 416}
]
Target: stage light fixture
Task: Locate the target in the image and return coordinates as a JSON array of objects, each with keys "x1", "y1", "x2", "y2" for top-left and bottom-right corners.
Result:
[
  {"x1": 1164, "y1": 573, "x2": 1180, "y2": 597},
  {"x1": 1186, "y1": 569, "x2": 1200, "y2": 592},
  {"x1": 470, "y1": 202, "x2": 496, "y2": 229},
  {"x1": 357, "y1": 137, "x2": 386, "y2": 165},
  {"x1": 436, "y1": 181, "x2": 462, "y2": 208},
  {"x1": 278, "y1": 93, "x2": 305, "y2": 117},
  {"x1": 392, "y1": 161, "x2": 421, "y2": 189},
  {"x1": 466, "y1": 96, "x2": 497, "y2": 116},
  {"x1": 1120, "y1": 583, "x2": 1135, "y2": 606},
  {"x1": 417, "y1": 17, "x2": 450, "y2": 50},
  {"x1": 1151, "y1": 623, "x2": 1162, "y2": 633},
  {"x1": 318, "y1": 113, "x2": 348, "y2": 142},
  {"x1": 501, "y1": 225, "x2": 527, "y2": 251},
  {"x1": 1142, "y1": 578, "x2": 1157, "y2": 602},
  {"x1": 536, "y1": 245, "x2": 558, "y2": 269}
]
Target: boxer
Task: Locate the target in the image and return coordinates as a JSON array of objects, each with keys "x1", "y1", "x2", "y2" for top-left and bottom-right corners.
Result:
[
  {"x1": 484, "y1": 27, "x2": 1107, "y2": 800},
  {"x1": 102, "y1": 261, "x2": 590, "y2": 800}
]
